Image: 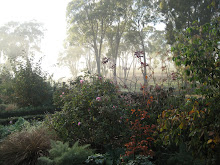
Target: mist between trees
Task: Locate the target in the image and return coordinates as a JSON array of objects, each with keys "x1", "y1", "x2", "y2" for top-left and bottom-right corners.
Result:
[{"x1": 0, "y1": 0, "x2": 219, "y2": 91}]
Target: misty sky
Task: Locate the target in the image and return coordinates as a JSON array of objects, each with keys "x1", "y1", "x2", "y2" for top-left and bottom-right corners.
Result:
[{"x1": 0, "y1": 0, "x2": 71, "y2": 79}]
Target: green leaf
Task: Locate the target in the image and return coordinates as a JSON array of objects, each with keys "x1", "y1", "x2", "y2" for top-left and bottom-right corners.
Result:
[{"x1": 179, "y1": 122, "x2": 184, "y2": 129}]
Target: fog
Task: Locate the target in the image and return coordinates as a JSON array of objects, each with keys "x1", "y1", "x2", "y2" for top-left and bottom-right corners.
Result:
[
  {"x1": 0, "y1": 0, "x2": 219, "y2": 88},
  {"x1": 0, "y1": 1, "x2": 219, "y2": 163}
]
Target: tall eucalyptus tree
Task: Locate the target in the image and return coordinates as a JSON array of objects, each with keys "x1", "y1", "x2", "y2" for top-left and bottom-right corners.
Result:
[
  {"x1": 105, "y1": 0, "x2": 133, "y2": 82},
  {"x1": 128, "y1": 0, "x2": 162, "y2": 85},
  {"x1": 58, "y1": 46, "x2": 85, "y2": 77},
  {"x1": 159, "y1": 0, "x2": 220, "y2": 44},
  {"x1": 67, "y1": 0, "x2": 113, "y2": 75},
  {"x1": 0, "y1": 21, "x2": 44, "y2": 70}
]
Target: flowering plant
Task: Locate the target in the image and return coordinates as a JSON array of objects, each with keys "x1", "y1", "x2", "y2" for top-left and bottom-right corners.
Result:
[{"x1": 45, "y1": 74, "x2": 131, "y2": 151}]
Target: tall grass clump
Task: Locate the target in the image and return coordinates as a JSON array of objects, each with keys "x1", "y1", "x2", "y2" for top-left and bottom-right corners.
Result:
[{"x1": 0, "y1": 127, "x2": 56, "y2": 165}]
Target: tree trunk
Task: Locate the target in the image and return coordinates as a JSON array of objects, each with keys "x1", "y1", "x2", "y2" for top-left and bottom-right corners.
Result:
[{"x1": 139, "y1": 31, "x2": 147, "y2": 85}]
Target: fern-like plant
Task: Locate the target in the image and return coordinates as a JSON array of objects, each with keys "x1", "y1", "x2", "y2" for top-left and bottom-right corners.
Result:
[{"x1": 37, "y1": 140, "x2": 94, "y2": 165}]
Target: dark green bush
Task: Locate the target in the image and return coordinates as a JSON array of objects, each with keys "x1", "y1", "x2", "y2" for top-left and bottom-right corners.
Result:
[
  {"x1": 0, "y1": 104, "x2": 6, "y2": 111},
  {"x1": 13, "y1": 58, "x2": 53, "y2": 107},
  {"x1": 0, "y1": 68, "x2": 15, "y2": 104},
  {"x1": 0, "y1": 115, "x2": 45, "y2": 127},
  {"x1": 0, "y1": 105, "x2": 56, "y2": 119}
]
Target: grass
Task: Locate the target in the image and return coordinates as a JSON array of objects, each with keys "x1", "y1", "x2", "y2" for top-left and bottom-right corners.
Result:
[{"x1": 0, "y1": 126, "x2": 56, "y2": 165}]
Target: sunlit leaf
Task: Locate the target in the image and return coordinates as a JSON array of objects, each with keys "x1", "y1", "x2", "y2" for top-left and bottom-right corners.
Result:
[
  {"x1": 163, "y1": 124, "x2": 167, "y2": 130},
  {"x1": 207, "y1": 139, "x2": 213, "y2": 144},
  {"x1": 179, "y1": 122, "x2": 184, "y2": 129}
]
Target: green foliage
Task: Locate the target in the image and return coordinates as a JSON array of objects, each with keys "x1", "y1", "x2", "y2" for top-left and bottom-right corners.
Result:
[
  {"x1": 46, "y1": 74, "x2": 131, "y2": 151},
  {"x1": 0, "y1": 105, "x2": 55, "y2": 119},
  {"x1": 172, "y1": 17, "x2": 220, "y2": 98},
  {"x1": 38, "y1": 140, "x2": 94, "y2": 165},
  {"x1": 0, "y1": 114, "x2": 45, "y2": 125},
  {"x1": 52, "y1": 83, "x2": 69, "y2": 109},
  {"x1": 0, "y1": 104, "x2": 6, "y2": 111},
  {"x1": 0, "y1": 126, "x2": 55, "y2": 165},
  {"x1": 124, "y1": 155, "x2": 154, "y2": 165},
  {"x1": 166, "y1": 143, "x2": 193, "y2": 165},
  {"x1": 0, "y1": 117, "x2": 29, "y2": 140},
  {"x1": 0, "y1": 68, "x2": 15, "y2": 104},
  {"x1": 155, "y1": 98, "x2": 220, "y2": 163},
  {"x1": 162, "y1": 17, "x2": 220, "y2": 164},
  {"x1": 85, "y1": 154, "x2": 107, "y2": 165},
  {"x1": 136, "y1": 85, "x2": 184, "y2": 115},
  {"x1": 13, "y1": 58, "x2": 53, "y2": 107},
  {"x1": 159, "y1": 0, "x2": 219, "y2": 44},
  {"x1": 86, "y1": 149, "x2": 127, "y2": 165},
  {"x1": 166, "y1": 143, "x2": 206, "y2": 165}
]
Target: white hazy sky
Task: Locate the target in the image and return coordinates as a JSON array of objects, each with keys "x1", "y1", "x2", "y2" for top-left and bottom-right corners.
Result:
[{"x1": 0, "y1": 0, "x2": 71, "y2": 80}]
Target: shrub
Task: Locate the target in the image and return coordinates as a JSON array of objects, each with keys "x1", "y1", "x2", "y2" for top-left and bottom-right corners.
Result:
[
  {"x1": 172, "y1": 17, "x2": 220, "y2": 98},
  {"x1": 45, "y1": 74, "x2": 131, "y2": 151},
  {"x1": 166, "y1": 143, "x2": 204, "y2": 165},
  {"x1": 123, "y1": 107, "x2": 155, "y2": 160},
  {"x1": 52, "y1": 82, "x2": 69, "y2": 109},
  {"x1": 38, "y1": 140, "x2": 94, "y2": 165},
  {"x1": 155, "y1": 98, "x2": 220, "y2": 163},
  {"x1": 0, "y1": 105, "x2": 56, "y2": 119},
  {"x1": 0, "y1": 68, "x2": 15, "y2": 104},
  {"x1": 0, "y1": 115, "x2": 45, "y2": 125},
  {"x1": 0, "y1": 126, "x2": 56, "y2": 165},
  {"x1": 13, "y1": 58, "x2": 53, "y2": 107},
  {"x1": 0, "y1": 104, "x2": 6, "y2": 111}
]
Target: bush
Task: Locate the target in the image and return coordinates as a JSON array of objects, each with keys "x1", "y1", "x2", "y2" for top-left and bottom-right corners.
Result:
[
  {"x1": 0, "y1": 105, "x2": 56, "y2": 119},
  {"x1": 154, "y1": 98, "x2": 220, "y2": 163},
  {"x1": 0, "y1": 104, "x2": 6, "y2": 111},
  {"x1": 172, "y1": 17, "x2": 220, "y2": 98},
  {"x1": 38, "y1": 140, "x2": 94, "y2": 165},
  {"x1": 13, "y1": 58, "x2": 53, "y2": 107},
  {"x1": 0, "y1": 115, "x2": 45, "y2": 126},
  {"x1": 0, "y1": 126, "x2": 56, "y2": 165},
  {"x1": 0, "y1": 68, "x2": 15, "y2": 104},
  {"x1": 45, "y1": 74, "x2": 131, "y2": 151}
]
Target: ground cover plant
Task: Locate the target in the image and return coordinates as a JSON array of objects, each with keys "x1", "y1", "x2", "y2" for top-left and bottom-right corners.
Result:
[{"x1": 38, "y1": 140, "x2": 94, "y2": 165}]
